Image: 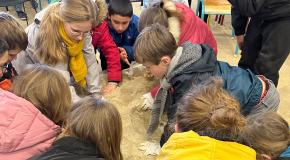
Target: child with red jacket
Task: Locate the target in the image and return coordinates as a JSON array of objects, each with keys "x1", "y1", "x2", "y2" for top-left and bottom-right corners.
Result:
[{"x1": 91, "y1": 0, "x2": 122, "y2": 94}]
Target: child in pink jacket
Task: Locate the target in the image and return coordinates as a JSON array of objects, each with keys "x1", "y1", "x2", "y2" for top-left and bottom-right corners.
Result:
[{"x1": 0, "y1": 65, "x2": 72, "y2": 159}]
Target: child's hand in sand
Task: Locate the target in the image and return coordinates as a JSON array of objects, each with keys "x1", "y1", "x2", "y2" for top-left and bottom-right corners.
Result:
[
  {"x1": 140, "y1": 92, "x2": 154, "y2": 110},
  {"x1": 139, "y1": 141, "x2": 161, "y2": 156},
  {"x1": 101, "y1": 82, "x2": 118, "y2": 94},
  {"x1": 119, "y1": 47, "x2": 128, "y2": 62}
]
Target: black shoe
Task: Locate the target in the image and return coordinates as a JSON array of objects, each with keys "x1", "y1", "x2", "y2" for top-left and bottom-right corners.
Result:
[{"x1": 16, "y1": 11, "x2": 27, "y2": 20}]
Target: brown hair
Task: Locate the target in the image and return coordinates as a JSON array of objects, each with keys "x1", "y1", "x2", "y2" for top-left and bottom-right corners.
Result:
[
  {"x1": 66, "y1": 97, "x2": 123, "y2": 160},
  {"x1": 12, "y1": 64, "x2": 72, "y2": 125},
  {"x1": 36, "y1": 0, "x2": 98, "y2": 65},
  {"x1": 139, "y1": 0, "x2": 183, "y2": 31},
  {"x1": 239, "y1": 112, "x2": 290, "y2": 159},
  {"x1": 0, "y1": 12, "x2": 28, "y2": 51},
  {"x1": 134, "y1": 23, "x2": 178, "y2": 65},
  {"x1": 176, "y1": 77, "x2": 246, "y2": 141}
]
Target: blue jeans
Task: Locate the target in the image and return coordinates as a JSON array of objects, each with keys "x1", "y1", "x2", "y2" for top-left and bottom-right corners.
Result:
[
  {"x1": 15, "y1": 4, "x2": 23, "y2": 12},
  {"x1": 15, "y1": 0, "x2": 38, "y2": 12},
  {"x1": 249, "y1": 77, "x2": 280, "y2": 115}
]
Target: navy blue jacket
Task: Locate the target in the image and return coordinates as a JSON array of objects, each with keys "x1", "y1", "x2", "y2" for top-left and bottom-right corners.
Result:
[{"x1": 108, "y1": 14, "x2": 139, "y2": 62}]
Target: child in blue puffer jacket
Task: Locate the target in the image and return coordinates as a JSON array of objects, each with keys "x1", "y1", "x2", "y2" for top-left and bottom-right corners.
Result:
[{"x1": 106, "y1": 0, "x2": 139, "y2": 69}]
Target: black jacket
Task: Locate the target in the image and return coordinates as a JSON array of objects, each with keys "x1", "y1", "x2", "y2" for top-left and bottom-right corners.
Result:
[
  {"x1": 229, "y1": 0, "x2": 290, "y2": 35},
  {"x1": 29, "y1": 137, "x2": 104, "y2": 160}
]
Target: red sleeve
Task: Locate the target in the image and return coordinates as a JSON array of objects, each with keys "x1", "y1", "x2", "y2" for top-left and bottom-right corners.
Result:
[{"x1": 91, "y1": 21, "x2": 122, "y2": 82}]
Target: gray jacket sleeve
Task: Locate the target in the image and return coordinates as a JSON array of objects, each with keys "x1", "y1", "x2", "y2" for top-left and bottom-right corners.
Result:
[{"x1": 82, "y1": 35, "x2": 102, "y2": 98}]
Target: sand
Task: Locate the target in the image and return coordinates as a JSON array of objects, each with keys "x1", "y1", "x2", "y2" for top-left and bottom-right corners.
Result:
[{"x1": 102, "y1": 67, "x2": 160, "y2": 160}]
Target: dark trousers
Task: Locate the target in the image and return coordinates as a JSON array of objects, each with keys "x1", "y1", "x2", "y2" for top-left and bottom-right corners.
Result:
[
  {"x1": 239, "y1": 18, "x2": 290, "y2": 86},
  {"x1": 188, "y1": 0, "x2": 191, "y2": 6}
]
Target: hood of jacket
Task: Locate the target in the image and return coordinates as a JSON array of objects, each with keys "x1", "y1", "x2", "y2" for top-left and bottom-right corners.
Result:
[
  {"x1": 163, "y1": 0, "x2": 181, "y2": 43},
  {"x1": 0, "y1": 89, "x2": 61, "y2": 159},
  {"x1": 95, "y1": 0, "x2": 108, "y2": 24},
  {"x1": 166, "y1": 2, "x2": 218, "y2": 54},
  {"x1": 158, "y1": 130, "x2": 256, "y2": 160},
  {"x1": 169, "y1": 42, "x2": 217, "y2": 84}
]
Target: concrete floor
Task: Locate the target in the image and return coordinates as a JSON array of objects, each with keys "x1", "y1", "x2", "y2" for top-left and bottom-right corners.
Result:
[{"x1": 1, "y1": 1, "x2": 289, "y2": 122}]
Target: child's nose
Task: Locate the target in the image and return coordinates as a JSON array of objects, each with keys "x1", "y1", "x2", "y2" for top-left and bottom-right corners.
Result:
[
  {"x1": 117, "y1": 25, "x2": 124, "y2": 32},
  {"x1": 76, "y1": 35, "x2": 83, "y2": 41},
  {"x1": 9, "y1": 54, "x2": 17, "y2": 61}
]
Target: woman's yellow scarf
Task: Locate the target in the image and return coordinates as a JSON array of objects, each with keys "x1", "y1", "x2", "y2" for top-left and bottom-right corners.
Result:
[{"x1": 59, "y1": 24, "x2": 87, "y2": 87}]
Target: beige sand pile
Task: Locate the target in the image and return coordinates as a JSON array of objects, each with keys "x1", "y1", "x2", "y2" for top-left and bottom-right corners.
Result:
[{"x1": 103, "y1": 67, "x2": 160, "y2": 160}]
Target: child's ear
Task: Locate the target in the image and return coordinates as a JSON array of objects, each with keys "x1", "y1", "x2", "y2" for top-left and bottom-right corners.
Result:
[
  {"x1": 174, "y1": 123, "x2": 181, "y2": 133},
  {"x1": 259, "y1": 154, "x2": 272, "y2": 160},
  {"x1": 160, "y1": 56, "x2": 171, "y2": 66}
]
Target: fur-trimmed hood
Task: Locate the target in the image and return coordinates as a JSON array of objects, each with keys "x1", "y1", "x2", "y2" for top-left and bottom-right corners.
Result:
[
  {"x1": 164, "y1": 2, "x2": 218, "y2": 54},
  {"x1": 95, "y1": 0, "x2": 108, "y2": 24},
  {"x1": 163, "y1": 0, "x2": 181, "y2": 43}
]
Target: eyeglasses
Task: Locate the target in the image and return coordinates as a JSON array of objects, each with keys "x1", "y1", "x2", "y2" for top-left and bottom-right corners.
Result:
[
  {"x1": 68, "y1": 24, "x2": 92, "y2": 37},
  {"x1": 70, "y1": 30, "x2": 92, "y2": 37}
]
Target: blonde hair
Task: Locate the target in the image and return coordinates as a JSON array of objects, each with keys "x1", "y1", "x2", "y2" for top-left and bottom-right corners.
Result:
[
  {"x1": 139, "y1": 0, "x2": 183, "y2": 31},
  {"x1": 0, "y1": 12, "x2": 27, "y2": 51},
  {"x1": 176, "y1": 77, "x2": 246, "y2": 141},
  {"x1": 36, "y1": 0, "x2": 98, "y2": 65},
  {"x1": 12, "y1": 64, "x2": 72, "y2": 125},
  {"x1": 134, "y1": 23, "x2": 177, "y2": 65},
  {"x1": 66, "y1": 97, "x2": 123, "y2": 160},
  {"x1": 239, "y1": 112, "x2": 290, "y2": 159}
]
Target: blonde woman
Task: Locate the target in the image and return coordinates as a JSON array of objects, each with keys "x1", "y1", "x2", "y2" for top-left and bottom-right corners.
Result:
[
  {"x1": 0, "y1": 64, "x2": 72, "y2": 159},
  {"x1": 12, "y1": 0, "x2": 101, "y2": 102},
  {"x1": 31, "y1": 96, "x2": 123, "y2": 160}
]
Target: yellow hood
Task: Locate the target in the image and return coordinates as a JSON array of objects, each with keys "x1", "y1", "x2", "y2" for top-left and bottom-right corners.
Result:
[{"x1": 157, "y1": 131, "x2": 256, "y2": 160}]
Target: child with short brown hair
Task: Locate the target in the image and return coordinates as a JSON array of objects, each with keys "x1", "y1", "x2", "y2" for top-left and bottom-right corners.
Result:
[
  {"x1": 134, "y1": 24, "x2": 279, "y2": 145},
  {"x1": 239, "y1": 112, "x2": 290, "y2": 160},
  {"x1": 0, "y1": 12, "x2": 28, "y2": 90},
  {"x1": 0, "y1": 12, "x2": 28, "y2": 52}
]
